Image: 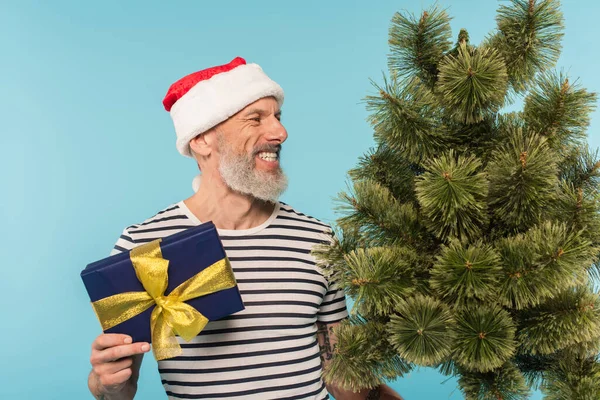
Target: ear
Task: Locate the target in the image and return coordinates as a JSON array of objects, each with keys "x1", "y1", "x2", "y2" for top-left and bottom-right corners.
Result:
[{"x1": 189, "y1": 129, "x2": 217, "y2": 157}]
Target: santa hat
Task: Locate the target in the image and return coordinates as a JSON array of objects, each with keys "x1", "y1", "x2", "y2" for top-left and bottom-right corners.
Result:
[{"x1": 163, "y1": 57, "x2": 285, "y2": 158}]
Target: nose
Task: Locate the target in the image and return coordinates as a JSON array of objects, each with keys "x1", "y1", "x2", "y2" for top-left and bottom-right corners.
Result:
[{"x1": 265, "y1": 117, "x2": 288, "y2": 144}]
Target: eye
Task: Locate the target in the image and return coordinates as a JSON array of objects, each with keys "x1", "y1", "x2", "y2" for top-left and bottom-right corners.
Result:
[{"x1": 249, "y1": 117, "x2": 261, "y2": 123}]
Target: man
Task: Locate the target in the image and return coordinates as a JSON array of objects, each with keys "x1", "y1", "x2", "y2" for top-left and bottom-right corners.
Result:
[{"x1": 88, "y1": 57, "x2": 402, "y2": 399}]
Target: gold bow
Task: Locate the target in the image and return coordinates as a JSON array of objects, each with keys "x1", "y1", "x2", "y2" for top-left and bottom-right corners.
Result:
[{"x1": 91, "y1": 238, "x2": 236, "y2": 360}]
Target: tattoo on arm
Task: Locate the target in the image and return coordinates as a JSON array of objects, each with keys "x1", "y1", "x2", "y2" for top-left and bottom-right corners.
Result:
[{"x1": 317, "y1": 324, "x2": 337, "y2": 366}]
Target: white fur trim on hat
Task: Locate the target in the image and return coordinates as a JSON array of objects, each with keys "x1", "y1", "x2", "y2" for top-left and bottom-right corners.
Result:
[{"x1": 170, "y1": 63, "x2": 284, "y2": 158}]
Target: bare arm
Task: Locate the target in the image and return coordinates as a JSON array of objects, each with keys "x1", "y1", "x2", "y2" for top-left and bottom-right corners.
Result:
[
  {"x1": 88, "y1": 334, "x2": 149, "y2": 400},
  {"x1": 316, "y1": 322, "x2": 404, "y2": 400}
]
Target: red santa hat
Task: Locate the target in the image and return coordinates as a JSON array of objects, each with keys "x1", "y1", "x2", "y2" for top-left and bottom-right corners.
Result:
[{"x1": 163, "y1": 57, "x2": 285, "y2": 158}]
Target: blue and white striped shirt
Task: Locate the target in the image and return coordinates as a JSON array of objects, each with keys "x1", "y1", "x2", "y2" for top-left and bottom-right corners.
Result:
[{"x1": 110, "y1": 200, "x2": 349, "y2": 400}]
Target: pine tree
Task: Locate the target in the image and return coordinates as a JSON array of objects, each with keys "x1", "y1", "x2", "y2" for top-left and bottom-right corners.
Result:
[{"x1": 313, "y1": 1, "x2": 600, "y2": 398}]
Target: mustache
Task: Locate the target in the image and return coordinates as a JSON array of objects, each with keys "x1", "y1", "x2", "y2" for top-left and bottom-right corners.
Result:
[{"x1": 252, "y1": 144, "x2": 282, "y2": 156}]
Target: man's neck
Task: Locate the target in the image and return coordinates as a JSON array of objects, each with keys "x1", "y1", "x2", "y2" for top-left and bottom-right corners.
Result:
[{"x1": 183, "y1": 174, "x2": 276, "y2": 231}]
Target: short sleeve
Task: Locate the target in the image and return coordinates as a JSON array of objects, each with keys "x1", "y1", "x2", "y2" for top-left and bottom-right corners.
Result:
[
  {"x1": 317, "y1": 281, "x2": 349, "y2": 323},
  {"x1": 316, "y1": 228, "x2": 349, "y2": 323},
  {"x1": 109, "y1": 227, "x2": 137, "y2": 256}
]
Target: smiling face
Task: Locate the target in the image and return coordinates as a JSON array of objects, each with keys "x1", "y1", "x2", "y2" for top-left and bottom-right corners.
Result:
[{"x1": 190, "y1": 96, "x2": 289, "y2": 202}]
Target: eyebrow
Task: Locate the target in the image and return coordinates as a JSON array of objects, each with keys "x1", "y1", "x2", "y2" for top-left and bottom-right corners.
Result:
[{"x1": 243, "y1": 108, "x2": 282, "y2": 117}]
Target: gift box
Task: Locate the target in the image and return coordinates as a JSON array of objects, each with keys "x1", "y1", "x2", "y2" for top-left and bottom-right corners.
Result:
[{"x1": 81, "y1": 221, "x2": 244, "y2": 360}]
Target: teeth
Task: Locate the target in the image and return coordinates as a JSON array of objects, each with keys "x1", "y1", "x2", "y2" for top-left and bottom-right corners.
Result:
[{"x1": 258, "y1": 151, "x2": 278, "y2": 161}]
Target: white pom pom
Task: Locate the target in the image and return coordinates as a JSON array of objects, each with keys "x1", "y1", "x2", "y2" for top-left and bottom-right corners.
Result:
[{"x1": 192, "y1": 174, "x2": 202, "y2": 192}]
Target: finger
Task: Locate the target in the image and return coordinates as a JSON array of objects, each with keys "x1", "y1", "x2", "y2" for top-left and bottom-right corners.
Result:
[
  {"x1": 99, "y1": 368, "x2": 133, "y2": 388},
  {"x1": 94, "y1": 342, "x2": 150, "y2": 364},
  {"x1": 94, "y1": 357, "x2": 133, "y2": 377},
  {"x1": 93, "y1": 334, "x2": 133, "y2": 351}
]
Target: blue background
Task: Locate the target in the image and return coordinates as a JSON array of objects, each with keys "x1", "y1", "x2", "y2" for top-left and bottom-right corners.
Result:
[{"x1": 1, "y1": 1, "x2": 598, "y2": 398}]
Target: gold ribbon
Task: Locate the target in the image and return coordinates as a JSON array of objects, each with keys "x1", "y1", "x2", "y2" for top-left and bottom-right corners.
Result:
[{"x1": 91, "y1": 238, "x2": 236, "y2": 360}]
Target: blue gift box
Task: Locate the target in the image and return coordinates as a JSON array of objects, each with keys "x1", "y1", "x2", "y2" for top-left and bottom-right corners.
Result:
[{"x1": 81, "y1": 221, "x2": 244, "y2": 344}]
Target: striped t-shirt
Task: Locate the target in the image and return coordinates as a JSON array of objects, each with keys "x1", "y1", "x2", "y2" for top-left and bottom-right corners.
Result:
[{"x1": 110, "y1": 200, "x2": 349, "y2": 400}]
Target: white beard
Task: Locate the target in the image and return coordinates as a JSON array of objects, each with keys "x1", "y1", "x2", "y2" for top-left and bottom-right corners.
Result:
[{"x1": 217, "y1": 134, "x2": 288, "y2": 202}]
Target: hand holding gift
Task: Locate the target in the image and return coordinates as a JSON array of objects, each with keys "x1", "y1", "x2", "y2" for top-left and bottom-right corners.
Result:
[{"x1": 88, "y1": 333, "x2": 150, "y2": 395}]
